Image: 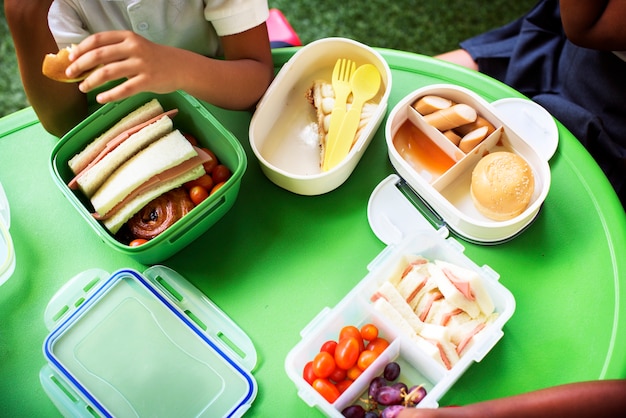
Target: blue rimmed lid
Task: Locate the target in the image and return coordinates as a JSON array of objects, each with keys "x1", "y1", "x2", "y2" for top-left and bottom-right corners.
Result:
[{"x1": 41, "y1": 266, "x2": 257, "y2": 418}]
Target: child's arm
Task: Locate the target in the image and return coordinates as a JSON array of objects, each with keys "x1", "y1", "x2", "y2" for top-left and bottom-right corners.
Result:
[
  {"x1": 66, "y1": 24, "x2": 274, "y2": 110},
  {"x1": 4, "y1": 0, "x2": 88, "y2": 137},
  {"x1": 397, "y1": 379, "x2": 626, "y2": 418},
  {"x1": 559, "y1": 0, "x2": 626, "y2": 49}
]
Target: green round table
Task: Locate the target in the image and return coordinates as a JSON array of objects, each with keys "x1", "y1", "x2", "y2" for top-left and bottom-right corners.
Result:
[{"x1": 0, "y1": 47, "x2": 624, "y2": 417}]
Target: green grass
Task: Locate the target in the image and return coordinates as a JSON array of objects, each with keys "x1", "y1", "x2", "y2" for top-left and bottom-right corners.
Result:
[{"x1": 0, "y1": 1, "x2": 535, "y2": 118}]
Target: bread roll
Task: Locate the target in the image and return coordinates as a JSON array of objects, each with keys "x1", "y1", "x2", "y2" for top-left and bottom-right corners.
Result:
[
  {"x1": 42, "y1": 46, "x2": 93, "y2": 83},
  {"x1": 471, "y1": 152, "x2": 534, "y2": 221}
]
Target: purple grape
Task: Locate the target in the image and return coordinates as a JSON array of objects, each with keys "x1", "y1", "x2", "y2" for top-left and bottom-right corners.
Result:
[
  {"x1": 375, "y1": 385, "x2": 403, "y2": 406},
  {"x1": 342, "y1": 404, "x2": 366, "y2": 418},
  {"x1": 405, "y1": 385, "x2": 428, "y2": 406},
  {"x1": 369, "y1": 376, "x2": 386, "y2": 399},
  {"x1": 364, "y1": 412, "x2": 380, "y2": 418},
  {"x1": 383, "y1": 362, "x2": 401, "y2": 381},
  {"x1": 380, "y1": 405, "x2": 405, "y2": 418},
  {"x1": 391, "y1": 382, "x2": 408, "y2": 394}
]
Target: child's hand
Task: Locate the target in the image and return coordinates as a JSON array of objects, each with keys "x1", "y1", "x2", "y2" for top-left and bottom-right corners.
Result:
[{"x1": 66, "y1": 30, "x2": 182, "y2": 104}]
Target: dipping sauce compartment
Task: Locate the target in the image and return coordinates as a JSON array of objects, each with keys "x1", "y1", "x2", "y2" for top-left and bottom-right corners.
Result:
[{"x1": 385, "y1": 84, "x2": 552, "y2": 244}]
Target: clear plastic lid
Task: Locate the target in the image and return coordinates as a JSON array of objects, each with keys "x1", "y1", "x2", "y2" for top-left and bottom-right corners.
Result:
[
  {"x1": 0, "y1": 181, "x2": 15, "y2": 286},
  {"x1": 42, "y1": 266, "x2": 257, "y2": 417}
]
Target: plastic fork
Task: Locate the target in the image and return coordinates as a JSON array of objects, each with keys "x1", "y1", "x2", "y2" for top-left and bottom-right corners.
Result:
[{"x1": 323, "y1": 58, "x2": 356, "y2": 171}]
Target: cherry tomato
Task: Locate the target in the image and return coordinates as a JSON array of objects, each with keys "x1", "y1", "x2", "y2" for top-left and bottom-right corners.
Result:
[
  {"x1": 339, "y1": 326, "x2": 365, "y2": 352},
  {"x1": 211, "y1": 164, "x2": 231, "y2": 184},
  {"x1": 189, "y1": 186, "x2": 209, "y2": 206},
  {"x1": 312, "y1": 351, "x2": 336, "y2": 379},
  {"x1": 328, "y1": 367, "x2": 347, "y2": 383},
  {"x1": 128, "y1": 238, "x2": 148, "y2": 247},
  {"x1": 201, "y1": 148, "x2": 218, "y2": 174},
  {"x1": 334, "y1": 337, "x2": 360, "y2": 370},
  {"x1": 312, "y1": 378, "x2": 340, "y2": 403},
  {"x1": 183, "y1": 133, "x2": 198, "y2": 146},
  {"x1": 357, "y1": 350, "x2": 379, "y2": 371},
  {"x1": 320, "y1": 340, "x2": 338, "y2": 356},
  {"x1": 360, "y1": 323, "x2": 379, "y2": 341},
  {"x1": 210, "y1": 181, "x2": 226, "y2": 195},
  {"x1": 335, "y1": 379, "x2": 352, "y2": 394},
  {"x1": 366, "y1": 337, "x2": 390, "y2": 355},
  {"x1": 346, "y1": 365, "x2": 362, "y2": 381},
  {"x1": 303, "y1": 361, "x2": 316, "y2": 385},
  {"x1": 184, "y1": 174, "x2": 214, "y2": 191}
]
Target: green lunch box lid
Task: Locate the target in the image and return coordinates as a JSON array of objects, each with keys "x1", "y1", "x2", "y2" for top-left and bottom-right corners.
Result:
[{"x1": 41, "y1": 265, "x2": 257, "y2": 418}]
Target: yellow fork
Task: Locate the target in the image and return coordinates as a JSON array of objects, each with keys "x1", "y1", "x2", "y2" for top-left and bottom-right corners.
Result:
[{"x1": 323, "y1": 58, "x2": 355, "y2": 171}]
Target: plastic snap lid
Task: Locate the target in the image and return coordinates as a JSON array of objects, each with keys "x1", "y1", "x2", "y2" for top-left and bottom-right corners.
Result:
[
  {"x1": 0, "y1": 181, "x2": 15, "y2": 286},
  {"x1": 491, "y1": 98, "x2": 558, "y2": 161},
  {"x1": 367, "y1": 174, "x2": 449, "y2": 246},
  {"x1": 42, "y1": 266, "x2": 257, "y2": 418}
]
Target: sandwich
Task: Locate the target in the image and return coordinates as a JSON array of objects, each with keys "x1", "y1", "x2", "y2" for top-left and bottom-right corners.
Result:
[
  {"x1": 371, "y1": 257, "x2": 498, "y2": 370},
  {"x1": 67, "y1": 99, "x2": 211, "y2": 238}
]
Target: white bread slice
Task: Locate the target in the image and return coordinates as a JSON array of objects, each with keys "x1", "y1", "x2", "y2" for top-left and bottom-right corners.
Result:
[
  {"x1": 373, "y1": 282, "x2": 425, "y2": 333},
  {"x1": 373, "y1": 298, "x2": 421, "y2": 338},
  {"x1": 435, "y1": 260, "x2": 495, "y2": 317},
  {"x1": 396, "y1": 262, "x2": 431, "y2": 309},
  {"x1": 76, "y1": 115, "x2": 174, "y2": 197},
  {"x1": 428, "y1": 262, "x2": 481, "y2": 318},
  {"x1": 103, "y1": 165, "x2": 204, "y2": 234},
  {"x1": 91, "y1": 130, "x2": 197, "y2": 217},
  {"x1": 419, "y1": 323, "x2": 460, "y2": 369},
  {"x1": 68, "y1": 99, "x2": 164, "y2": 174}
]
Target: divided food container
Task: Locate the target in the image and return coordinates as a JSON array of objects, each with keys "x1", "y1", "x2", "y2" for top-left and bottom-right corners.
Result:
[
  {"x1": 385, "y1": 84, "x2": 555, "y2": 244},
  {"x1": 285, "y1": 220, "x2": 516, "y2": 416},
  {"x1": 249, "y1": 37, "x2": 392, "y2": 195},
  {"x1": 40, "y1": 265, "x2": 257, "y2": 417},
  {"x1": 50, "y1": 91, "x2": 247, "y2": 263}
]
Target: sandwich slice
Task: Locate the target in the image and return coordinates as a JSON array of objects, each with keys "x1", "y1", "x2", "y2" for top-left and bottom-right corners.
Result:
[
  {"x1": 90, "y1": 130, "x2": 209, "y2": 234},
  {"x1": 68, "y1": 99, "x2": 165, "y2": 174}
]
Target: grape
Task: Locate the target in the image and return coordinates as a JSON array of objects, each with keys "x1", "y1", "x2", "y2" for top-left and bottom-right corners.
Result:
[
  {"x1": 391, "y1": 382, "x2": 408, "y2": 394},
  {"x1": 369, "y1": 376, "x2": 386, "y2": 399},
  {"x1": 364, "y1": 412, "x2": 380, "y2": 418},
  {"x1": 406, "y1": 385, "x2": 428, "y2": 406},
  {"x1": 376, "y1": 386, "x2": 403, "y2": 406},
  {"x1": 342, "y1": 404, "x2": 366, "y2": 418},
  {"x1": 383, "y1": 362, "x2": 401, "y2": 381},
  {"x1": 380, "y1": 405, "x2": 405, "y2": 418}
]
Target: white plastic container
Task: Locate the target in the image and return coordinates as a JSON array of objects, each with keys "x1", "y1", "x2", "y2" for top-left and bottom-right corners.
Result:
[
  {"x1": 41, "y1": 266, "x2": 257, "y2": 418},
  {"x1": 249, "y1": 37, "x2": 392, "y2": 195},
  {"x1": 284, "y1": 189, "x2": 516, "y2": 416},
  {"x1": 385, "y1": 84, "x2": 555, "y2": 244},
  {"x1": 0, "y1": 181, "x2": 15, "y2": 286}
]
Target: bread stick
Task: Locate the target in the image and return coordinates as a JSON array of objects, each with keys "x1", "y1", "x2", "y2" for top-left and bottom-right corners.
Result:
[{"x1": 423, "y1": 104, "x2": 477, "y2": 131}]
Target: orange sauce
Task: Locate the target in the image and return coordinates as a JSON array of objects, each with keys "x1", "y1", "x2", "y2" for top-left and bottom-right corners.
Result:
[{"x1": 393, "y1": 120, "x2": 455, "y2": 179}]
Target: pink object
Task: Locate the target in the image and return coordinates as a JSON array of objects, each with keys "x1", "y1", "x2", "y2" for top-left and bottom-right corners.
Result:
[{"x1": 267, "y1": 8, "x2": 302, "y2": 47}]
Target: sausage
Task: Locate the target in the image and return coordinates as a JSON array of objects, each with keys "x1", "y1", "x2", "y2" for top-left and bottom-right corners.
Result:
[
  {"x1": 423, "y1": 104, "x2": 477, "y2": 131},
  {"x1": 412, "y1": 95, "x2": 453, "y2": 115}
]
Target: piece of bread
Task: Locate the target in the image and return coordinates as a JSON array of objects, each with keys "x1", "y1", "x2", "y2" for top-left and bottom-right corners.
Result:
[
  {"x1": 471, "y1": 151, "x2": 535, "y2": 221},
  {"x1": 74, "y1": 114, "x2": 175, "y2": 197},
  {"x1": 91, "y1": 130, "x2": 199, "y2": 217},
  {"x1": 68, "y1": 99, "x2": 165, "y2": 174},
  {"x1": 42, "y1": 46, "x2": 94, "y2": 83}
]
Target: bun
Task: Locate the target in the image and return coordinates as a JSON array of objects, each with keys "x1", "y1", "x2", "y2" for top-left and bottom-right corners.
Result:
[
  {"x1": 42, "y1": 46, "x2": 92, "y2": 83},
  {"x1": 471, "y1": 152, "x2": 534, "y2": 221}
]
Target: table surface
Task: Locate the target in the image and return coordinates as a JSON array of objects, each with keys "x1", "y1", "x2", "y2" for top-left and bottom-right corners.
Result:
[{"x1": 1, "y1": 47, "x2": 625, "y2": 417}]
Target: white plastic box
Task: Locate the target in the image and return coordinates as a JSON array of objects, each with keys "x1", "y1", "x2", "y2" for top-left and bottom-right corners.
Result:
[
  {"x1": 385, "y1": 84, "x2": 555, "y2": 244},
  {"x1": 284, "y1": 208, "x2": 516, "y2": 416},
  {"x1": 41, "y1": 266, "x2": 257, "y2": 418}
]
